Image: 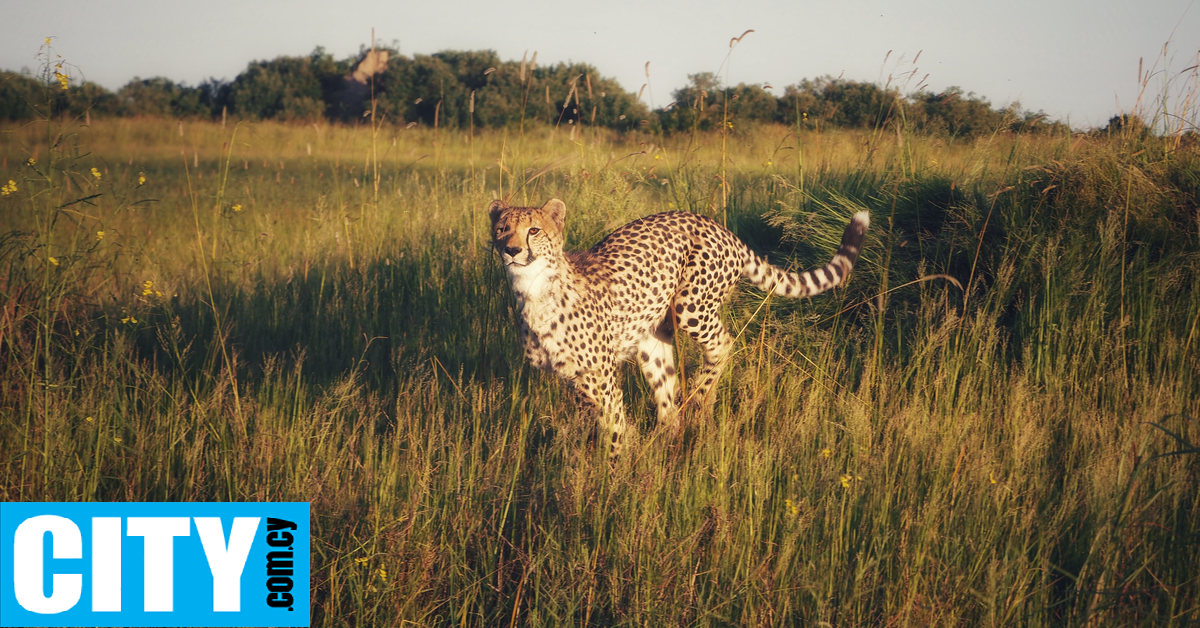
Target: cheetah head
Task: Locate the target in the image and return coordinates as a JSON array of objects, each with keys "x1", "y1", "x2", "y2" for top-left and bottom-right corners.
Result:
[{"x1": 487, "y1": 198, "x2": 566, "y2": 267}]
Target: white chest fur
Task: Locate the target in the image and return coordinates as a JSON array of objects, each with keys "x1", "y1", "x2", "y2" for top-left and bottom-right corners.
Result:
[
  {"x1": 506, "y1": 257, "x2": 576, "y2": 371},
  {"x1": 506, "y1": 257, "x2": 554, "y2": 302},
  {"x1": 508, "y1": 258, "x2": 561, "y2": 332}
]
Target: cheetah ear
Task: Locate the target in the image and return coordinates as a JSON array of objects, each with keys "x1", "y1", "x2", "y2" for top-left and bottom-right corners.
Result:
[
  {"x1": 542, "y1": 198, "x2": 566, "y2": 232},
  {"x1": 487, "y1": 200, "x2": 506, "y2": 226}
]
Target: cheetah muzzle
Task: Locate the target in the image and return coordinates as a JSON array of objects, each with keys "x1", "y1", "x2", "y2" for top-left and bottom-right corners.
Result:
[{"x1": 489, "y1": 198, "x2": 869, "y2": 463}]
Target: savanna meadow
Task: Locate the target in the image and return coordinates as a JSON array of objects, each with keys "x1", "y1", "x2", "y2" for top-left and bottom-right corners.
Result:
[{"x1": 2, "y1": 39, "x2": 1199, "y2": 626}]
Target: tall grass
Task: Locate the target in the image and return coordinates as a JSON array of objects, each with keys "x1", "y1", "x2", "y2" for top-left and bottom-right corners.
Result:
[{"x1": 1, "y1": 84, "x2": 1198, "y2": 626}]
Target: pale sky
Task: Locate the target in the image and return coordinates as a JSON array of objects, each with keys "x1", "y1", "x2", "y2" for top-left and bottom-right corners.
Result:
[{"x1": 4, "y1": 0, "x2": 1198, "y2": 129}]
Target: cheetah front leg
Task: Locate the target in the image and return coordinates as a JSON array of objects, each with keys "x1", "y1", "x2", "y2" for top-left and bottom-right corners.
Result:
[{"x1": 571, "y1": 367, "x2": 629, "y2": 464}]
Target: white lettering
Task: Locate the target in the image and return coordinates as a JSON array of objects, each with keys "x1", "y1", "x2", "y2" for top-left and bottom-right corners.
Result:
[
  {"x1": 194, "y1": 517, "x2": 260, "y2": 612},
  {"x1": 13, "y1": 515, "x2": 82, "y2": 614},
  {"x1": 126, "y1": 517, "x2": 190, "y2": 612},
  {"x1": 91, "y1": 518, "x2": 122, "y2": 612}
]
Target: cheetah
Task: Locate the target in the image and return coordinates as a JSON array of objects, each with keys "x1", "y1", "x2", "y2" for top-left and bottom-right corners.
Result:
[{"x1": 489, "y1": 198, "x2": 869, "y2": 461}]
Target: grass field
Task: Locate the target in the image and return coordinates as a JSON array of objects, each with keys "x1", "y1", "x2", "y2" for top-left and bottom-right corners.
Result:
[{"x1": 1, "y1": 107, "x2": 1198, "y2": 626}]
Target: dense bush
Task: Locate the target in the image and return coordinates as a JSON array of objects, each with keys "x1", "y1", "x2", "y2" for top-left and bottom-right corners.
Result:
[
  {"x1": 659, "y1": 73, "x2": 1070, "y2": 138},
  {"x1": 116, "y1": 77, "x2": 210, "y2": 117},
  {"x1": 1099, "y1": 113, "x2": 1152, "y2": 138},
  {"x1": 906, "y1": 88, "x2": 1068, "y2": 137},
  {"x1": 0, "y1": 45, "x2": 1073, "y2": 136},
  {"x1": 906, "y1": 88, "x2": 997, "y2": 137},
  {"x1": 70, "y1": 81, "x2": 120, "y2": 117},
  {"x1": 227, "y1": 54, "x2": 330, "y2": 121},
  {"x1": 658, "y1": 72, "x2": 779, "y2": 131},
  {"x1": 370, "y1": 49, "x2": 648, "y2": 130},
  {"x1": 793, "y1": 76, "x2": 897, "y2": 129},
  {"x1": 0, "y1": 71, "x2": 119, "y2": 120},
  {"x1": 0, "y1": 71, "x2": 44, "y2": 121}
]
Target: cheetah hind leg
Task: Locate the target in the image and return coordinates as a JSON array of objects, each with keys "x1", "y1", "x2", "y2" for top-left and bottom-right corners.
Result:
[
  {"x1": 637, "y1": 318, "x2": 682, "y2": 434},
  {"x1": 681, "y1": 319, "x2": 734, "y2": 416}
]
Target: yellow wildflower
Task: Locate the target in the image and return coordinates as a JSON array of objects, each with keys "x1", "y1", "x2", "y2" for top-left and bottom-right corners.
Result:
[
  {"x1": 85, "y1": 416, "x2": 94, "y2": 423},
  {"x1": 355, "y1": 557, "x2": 369, "y2": 565},
  {"x1": 989, "y1": 472, "x2": 997, "y2": 485},
  {"x1": 56, "y1": 71, "x2": 69, "y2": 90},
  {"x1": 0, "y1": 180, "x2": 16, "y2": 195},
  {"x1": 96, "y1": 230, "x2": 105, "y2": 240},
  {"x1": 784, "y1": 498, "x2": 799, "y2": 516},
  {"x1": 48, "y1": 257, "x2": 59, "y2": 266},
  {"x1": 45, "y1": 37, "x2": 51, "y2": 45},
  {"x1": 232, "y1": 204, "x2": 242, "y2": 212},
  {"x1": 91, "y1": 167, "x2": 102, "y2": 180},
  {"x1": 377, "y1": 566, "x2": 387, "y2": 582},
  {"x1": 138, "y1": 172, "x2": 146, "y2": 186},
  {"x1": 821, "y1": 448, "x2": 833, "y2": 458},
  {"x1": 840, "y1": 474, "x2": 853, "y2": 488},
  {"x1": 141, "y1": 280, "x2": 154, "y2": 296}
]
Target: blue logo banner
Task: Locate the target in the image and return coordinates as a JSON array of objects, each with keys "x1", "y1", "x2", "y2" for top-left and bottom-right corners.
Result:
[{"x1": 0, "y1": 502, "x2": 309, "y2": 627}]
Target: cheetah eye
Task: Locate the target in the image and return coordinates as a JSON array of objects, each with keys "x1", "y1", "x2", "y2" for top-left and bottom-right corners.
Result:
[{"x1": 528, "y1": 227, "x2": 541, "y2": 236}]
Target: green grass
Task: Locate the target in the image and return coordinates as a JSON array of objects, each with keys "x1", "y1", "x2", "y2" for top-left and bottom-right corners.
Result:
[{"x1": 1, "y1": 108, "x2": 1197, "y2": 626}]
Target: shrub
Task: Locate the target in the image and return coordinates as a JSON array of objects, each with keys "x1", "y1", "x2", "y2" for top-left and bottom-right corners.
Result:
[
  {"x1": 659, "y1": 73, "x2": 778, "y2": 132},
  {"x1": 116, "y1": 77, "x2": 209, "y2": 117},
  {"x1": 227, "y1": 53, "x2": 331, "y2": 121},
  {"x1": 0, "y1": 71, "x2": 43, "y2": 121},
  {"x1": 369, "y1": 50, "x2": 646, "y2": 130}
]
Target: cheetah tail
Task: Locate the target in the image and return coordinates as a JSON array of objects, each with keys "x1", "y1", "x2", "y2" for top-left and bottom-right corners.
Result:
[{"x1": 743, "y1": 211, "x2": 869, "y2": 298}]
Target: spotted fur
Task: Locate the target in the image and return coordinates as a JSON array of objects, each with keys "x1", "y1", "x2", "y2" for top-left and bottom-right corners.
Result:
[{"x1": 489, "y1": 198, "x2": 869, "y2": 461}]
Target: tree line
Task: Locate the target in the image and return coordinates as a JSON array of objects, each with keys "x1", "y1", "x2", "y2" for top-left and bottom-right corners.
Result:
[
  {"x1": 658, "y1": 72, "x2": 1068, "y2": 136},
  {"x1": 1, "y1": 46, "x2": 1071, "y2": 137}
]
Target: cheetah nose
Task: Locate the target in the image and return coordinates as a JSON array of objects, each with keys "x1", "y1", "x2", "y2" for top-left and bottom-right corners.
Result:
[{"x1": 504, "y1": 245, "x2": 522, "y2": 257}]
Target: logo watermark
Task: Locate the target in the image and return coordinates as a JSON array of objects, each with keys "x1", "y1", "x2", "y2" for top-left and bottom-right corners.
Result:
[{"x1": 0, "y1": 502, "x2": 309, "y2": 627}]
